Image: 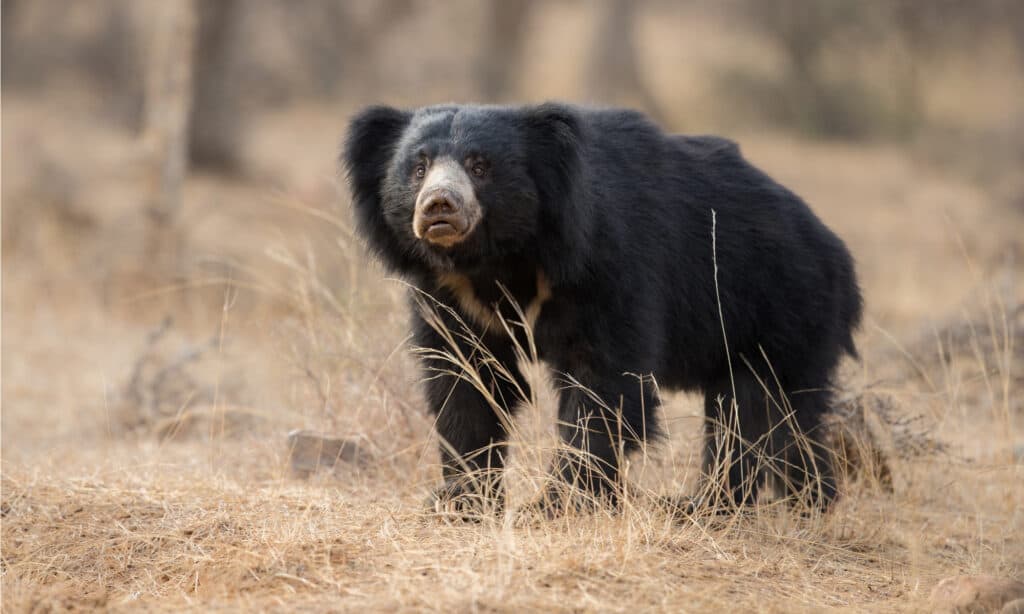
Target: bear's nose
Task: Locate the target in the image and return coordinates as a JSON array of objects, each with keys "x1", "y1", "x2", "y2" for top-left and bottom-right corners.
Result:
[
  {"x1": 420, "y1": 189, "x2": 462, "y2": 219},
  {"x1": 415, "y1": 188, "x2": 470, "y2": 244}
]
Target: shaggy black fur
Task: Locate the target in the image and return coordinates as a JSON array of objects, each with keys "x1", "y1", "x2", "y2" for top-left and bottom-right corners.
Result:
[{"x1": 343, "y1": 103, "x2": 862, "y2": 514}]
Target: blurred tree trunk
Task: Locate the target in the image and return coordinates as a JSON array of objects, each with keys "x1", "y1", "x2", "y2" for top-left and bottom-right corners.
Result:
[
  {"x1": 281, "y1": 0, "x2": 412, "y2": 102},
  {"x1": 587, "y1": 0, "x2": 666, "y2": 124},
  {"x1": 1, "y1": 0, "x2": 24, "y2": 80},
  {"x1": 143, "y1": 0, "x2": 197, "y2": 269},
  {"x1": 189, "y1": 0, "x2": 242, "y2": 170},
  {"x1": 477, "y1": 0, "x2": 532, "y2": 102}
]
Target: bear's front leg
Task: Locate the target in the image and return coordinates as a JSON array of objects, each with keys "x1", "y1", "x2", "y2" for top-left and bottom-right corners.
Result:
[
  {"x1": 414, "y1": 311, "x2": 527, "y2": 520},
  {"x1": 427, "y1": 376, "x2": 510, "y2": 520},
  {"x1": 533, "y1": 369, "x2": 661, "y2": 518}
]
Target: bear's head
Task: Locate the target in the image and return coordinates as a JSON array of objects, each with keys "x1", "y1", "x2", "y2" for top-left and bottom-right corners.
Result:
[{"x1": 342, "y1": 103, "x2": 592, "y2": 284}]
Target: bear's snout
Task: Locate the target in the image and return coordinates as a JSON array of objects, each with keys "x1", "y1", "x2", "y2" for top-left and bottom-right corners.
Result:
[
  {"x1": 418, "y1": 189, "x2": 466, "y2": 241},
  {"x1": 412, "y1": 158, "x2": 482, "y2": 248}
]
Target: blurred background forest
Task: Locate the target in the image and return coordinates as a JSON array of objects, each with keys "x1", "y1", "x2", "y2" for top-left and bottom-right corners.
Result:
[
  {"x1": 2, "y1": 2, "x2": 1023, "y2": 610},
  {"x1": 3, "y1": 0, "x2": 1023, "y2": 303},
  {"x1": 4, "y1": 0, "x2": 1023, "y2": 291}
]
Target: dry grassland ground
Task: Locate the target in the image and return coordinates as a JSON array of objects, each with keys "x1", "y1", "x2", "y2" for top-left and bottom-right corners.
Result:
[{"x1": 3, "y1": 7, "x2": 1024, "y2": 612}]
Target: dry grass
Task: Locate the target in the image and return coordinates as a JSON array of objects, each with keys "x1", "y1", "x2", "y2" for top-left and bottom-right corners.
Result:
[
  {"x1": 2, "y1": 416, "x2": 1021, "y2": 611},
  {"x1": 3, "y1": 5, "x2": 1024, "y2": 611}
]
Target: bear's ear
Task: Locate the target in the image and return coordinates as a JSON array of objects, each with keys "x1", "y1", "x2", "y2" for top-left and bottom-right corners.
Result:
[
  {"x1": 341, "y1": 105, "x2": 415, "y2": 272},
  {"x1": 342, "y1": 105, "x2": 412, "y2": 201},
  {"x1": 523, "y1": 103, "x2": 592, "y2": 285}
]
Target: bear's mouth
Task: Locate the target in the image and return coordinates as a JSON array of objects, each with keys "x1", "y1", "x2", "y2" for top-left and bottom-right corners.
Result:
[
  {"x1": 417, "y1": 216, "x2": 473, "y2": 248},
  {"x1": 425, "y1": 221, "x2": 458, "y2": 239}
]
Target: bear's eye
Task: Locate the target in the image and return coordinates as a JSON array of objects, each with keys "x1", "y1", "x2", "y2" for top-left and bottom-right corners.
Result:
[
  {"x1": 471, "y1": 164, "x2": 486, "y2": 178},
  {"x1": 414, "y1": 164, "x2": 426, "y2": 179}
]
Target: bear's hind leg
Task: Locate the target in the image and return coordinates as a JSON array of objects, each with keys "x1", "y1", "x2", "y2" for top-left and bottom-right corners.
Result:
[
  {"x1": 699, "y1": 372, "x2": 838, "y2": 514},
  {"x1": 770, "y1": 387, "x2": 838, "y2": 512},
  {"x1": 699, "y1": 372, "x2": 775, "y2": 511}
]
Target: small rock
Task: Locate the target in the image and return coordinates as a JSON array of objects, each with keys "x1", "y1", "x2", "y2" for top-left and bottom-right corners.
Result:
[
  {"x1": 1003, "y1": 598, "x2": 1024, "y2": 614},
  {"x1": 929, "y1": 575, "x2": 1024, "y2": 613},
  {"x1": 287, "y1": 430, "x2": 368, "y2": 477}
]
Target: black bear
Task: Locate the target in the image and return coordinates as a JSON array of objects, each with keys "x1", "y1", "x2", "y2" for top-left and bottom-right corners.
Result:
[{"x1": 343, "y1": 103, "x2": 861, "y2": 516}]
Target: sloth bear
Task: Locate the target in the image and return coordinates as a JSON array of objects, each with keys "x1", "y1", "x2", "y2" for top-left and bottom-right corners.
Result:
[{"x1": 343, "y1": 103, "x2": 861, "y2": 517}]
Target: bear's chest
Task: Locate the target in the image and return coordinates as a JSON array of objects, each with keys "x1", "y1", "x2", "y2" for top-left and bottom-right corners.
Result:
[{"x1": 434, "y1": 269, "x2": 551, "y2": 335}]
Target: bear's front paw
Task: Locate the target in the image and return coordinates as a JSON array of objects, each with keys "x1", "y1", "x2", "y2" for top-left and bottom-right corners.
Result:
[
  {"x1": 425, "y1": 476, "x2": 505, "y2": 522},
  {"x1": 515, "y1": 483, "x2": 616, "y2": 525},
  {"x1": 656, "y1": 493, "x2": 756, "y2": 523}
]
